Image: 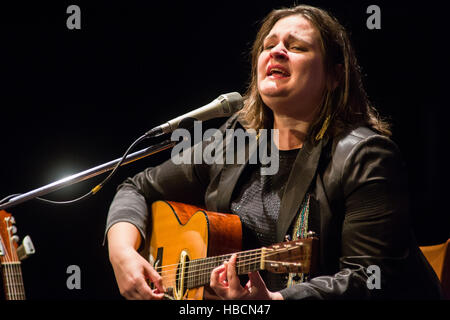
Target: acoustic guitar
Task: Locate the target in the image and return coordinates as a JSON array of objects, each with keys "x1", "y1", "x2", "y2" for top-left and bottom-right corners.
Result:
[
  {"x1": 149, "y1": 200, "x2": 318, "y2": 300},
  {"x1": 0, "y1": 210, "x2": 26, "y2": 300}
]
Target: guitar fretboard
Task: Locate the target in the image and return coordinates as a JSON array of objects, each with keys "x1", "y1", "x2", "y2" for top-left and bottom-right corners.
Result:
[
  {"x1": 184, "y1": 249, "x2": 263, "y2": 289},
  {"x1": 1, "y1": 262, "x2": 26, "y2": 300}
]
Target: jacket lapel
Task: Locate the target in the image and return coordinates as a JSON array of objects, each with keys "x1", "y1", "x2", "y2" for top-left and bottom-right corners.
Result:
[
  {"x1": 215, "y1": 125, "x2": 259, "y2": 213},
  {"x1": 276, "y1": 137, "x2": 325, "y2": 242}
]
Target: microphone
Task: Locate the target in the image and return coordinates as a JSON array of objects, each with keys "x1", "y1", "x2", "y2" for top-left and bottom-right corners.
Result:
[{"x1": 145, "y1": 92, "x2": 243, "y2": 137}]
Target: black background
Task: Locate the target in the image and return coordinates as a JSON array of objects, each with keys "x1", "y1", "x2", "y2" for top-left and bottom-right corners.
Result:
[{"x1": 0, "y1": 0, "x2": 448, "y2": 300}]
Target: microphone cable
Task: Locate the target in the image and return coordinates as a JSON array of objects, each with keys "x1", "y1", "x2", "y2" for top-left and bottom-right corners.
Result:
[{"x1": 35, "y1": 133, "x2": 150, "y2": 205}]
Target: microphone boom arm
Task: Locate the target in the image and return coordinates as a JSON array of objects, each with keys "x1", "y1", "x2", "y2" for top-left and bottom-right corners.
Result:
[{"x1": 0, "y1": 139, "x2": 176, "y2": 210}]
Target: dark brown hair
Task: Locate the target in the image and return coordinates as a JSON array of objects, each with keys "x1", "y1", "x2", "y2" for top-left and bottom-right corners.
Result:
[{"x1": 238, "y1": 4, "x2": 391, "y2": 140}]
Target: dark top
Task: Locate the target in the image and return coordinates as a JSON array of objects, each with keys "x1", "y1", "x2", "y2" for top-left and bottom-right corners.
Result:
[
  {"x1": 231, "y1": 148, "x2": 299, "y2": 249},
  {"x1": 230, "y1": 148, "x2": 299, "y2": 291}
]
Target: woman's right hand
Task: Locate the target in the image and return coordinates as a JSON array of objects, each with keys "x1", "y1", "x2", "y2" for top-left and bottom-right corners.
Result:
[{"x1": 107, "y1": 222, "x2": 166, "y2": 300}]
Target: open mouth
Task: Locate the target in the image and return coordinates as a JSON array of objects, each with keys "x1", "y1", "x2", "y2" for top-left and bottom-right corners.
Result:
[{"x1": 267, "y1": 65, "x2": 290, "y2": 78}]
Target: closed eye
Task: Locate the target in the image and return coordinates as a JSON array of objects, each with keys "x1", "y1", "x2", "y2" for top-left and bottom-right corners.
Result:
[
  {"x1": 263, "y1": 44, "x2": 275, "y2": 50},
  {"x1": 289, "y1": 44, "x2": 307, "y2": 52}
]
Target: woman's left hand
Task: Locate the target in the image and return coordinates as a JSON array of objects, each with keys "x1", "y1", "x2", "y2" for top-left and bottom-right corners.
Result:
[{"x1": 210, "y1": 254, "x2": 284, "y2": 300}]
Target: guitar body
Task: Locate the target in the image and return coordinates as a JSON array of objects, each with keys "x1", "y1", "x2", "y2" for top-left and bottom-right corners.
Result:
[{"x1": 149, "y1": 201, "x2": 242, "y2": 300}]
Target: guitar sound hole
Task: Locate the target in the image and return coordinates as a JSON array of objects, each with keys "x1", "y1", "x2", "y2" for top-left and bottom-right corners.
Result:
[{"x1": 175, "y1": 255, "x2": 190, "y2": 298}]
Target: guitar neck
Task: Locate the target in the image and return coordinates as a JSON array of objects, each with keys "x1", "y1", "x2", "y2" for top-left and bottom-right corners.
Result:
[
  {"x1": 0, "y1": 210, "x2": 27, "y2": 300},
  {"x1": 185, "y1": 248, "x2": 264, "y2": 289},
  {"x1": 1, "y1": 262, "x2": 26, "y2": 300}
]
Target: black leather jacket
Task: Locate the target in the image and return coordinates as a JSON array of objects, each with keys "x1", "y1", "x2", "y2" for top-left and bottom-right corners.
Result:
[{"x1": 106, "y1": 115, "x2": 442, "y2": 299}]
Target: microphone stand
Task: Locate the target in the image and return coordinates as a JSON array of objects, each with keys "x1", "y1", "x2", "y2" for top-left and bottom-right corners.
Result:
[{"x1": 0, "y1": 139, "x2": 176, "y2": 211}]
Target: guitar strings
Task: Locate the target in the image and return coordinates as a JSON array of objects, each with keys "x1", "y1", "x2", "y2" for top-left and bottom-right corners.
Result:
[
  {"x1": 3, "y1": 262, "x2": 25, "y2": 300},
  {"x1": 5, "y1": 254, "x2": 25, "y2": 300},
  {"x1": 155, "y1": 250, "x2": 309, "y2": 279},
  {"x1": 156, "y1": 246, "x2": 309, "y2": 274},
  {"x1": 157, "y1": 254, "x2": 311, "y2": 288},
  {"x1": 157, "y1": 251, "x2": 264, "y2": 277},
  {"x1": 154, "y1": 247, "x2": 263, "y2": 273},
  {"x1": 9, "y1": 220, "x2": 25, "y2": 300},
  {"x1": 1, "y1": 232, "x2": 16, "y2": 299},
  {"x1": 153, "y1": 243, "x2": 309, "y2": 274},
  {"x1": 0, "y1": 221, "x2": 25, "y2": 300},
  {"x1": 1, "y1": 254, "x2": 22, "y2": 300},
  {"x1": 178, "y1": 253, "x2": 310, "y2": 283},
  {"x1": 154, "y1": 249, "x2": 310, "y2": 284},
  {"x1": 156, "y1": 250, "x2": 266, "y2": 277}
]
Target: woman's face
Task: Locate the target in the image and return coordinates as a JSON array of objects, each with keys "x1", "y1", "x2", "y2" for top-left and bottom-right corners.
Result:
[{"x1": 257, "y1": 15, "x2": 327, "y2": 118}]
